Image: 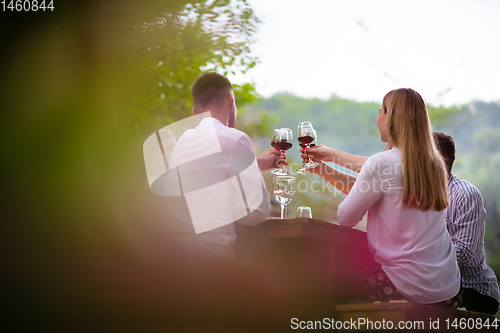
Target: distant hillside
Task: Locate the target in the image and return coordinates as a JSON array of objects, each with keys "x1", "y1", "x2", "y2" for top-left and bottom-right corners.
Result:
[
  {"x1": 436, "y1": 100, "x2": 500, "y2": 153},
  {"x1": 245, "y1": 93, "x2": 386, "y2": 158}
]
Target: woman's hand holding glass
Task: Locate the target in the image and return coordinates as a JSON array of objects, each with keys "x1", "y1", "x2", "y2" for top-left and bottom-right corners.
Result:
[
  {"x1": 297, "y1": 122, "x2": 319, "y2": 174},
  {"x1": 300, "y1": 144, "x2": 335, "y2": 163}
]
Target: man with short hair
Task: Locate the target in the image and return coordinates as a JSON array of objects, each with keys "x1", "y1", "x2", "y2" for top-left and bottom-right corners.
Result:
[
  {"x1": 433, "y1": 131, "x2": 500, "y2": 315},
  {"x1": 189, "y1": 72, "x2": 281, "y2": 171},
  {"x1": 151, "y1": 72, "x2": 281, "y2": 259}
]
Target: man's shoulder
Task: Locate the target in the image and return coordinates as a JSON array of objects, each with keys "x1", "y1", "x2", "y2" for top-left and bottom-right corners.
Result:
[
  {"x1": 450, "y1": 175, "x2": 482, "y2": 197},
  {"x1": 228, "y1": 127, "x2": 251, "y2": 141},
  {"x1": 449, "y1": 175, "x2": 483, "y2": 204},
  {"x1": 209, "y1": 119, "x2": 248, "y2": 139},
  {"x1": 225, "y1": 126, "x2": 249, "y2": 139},
  {"x1": 219, "y1": 126, "x2": 253, "y2": 149},
  {"x1": 198, "y1": 118, "x2": 252, "y2": 149}
]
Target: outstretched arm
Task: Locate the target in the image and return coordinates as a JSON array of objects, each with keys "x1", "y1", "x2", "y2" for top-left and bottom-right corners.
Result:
[
  {"x1": 301, "y1": 144, "x2": 367, "y2": 173},
  {"x1": 308, "y1": 161, "x2": 357, "y2": 195},
  {"x1": 301, "y1": 143, "x2": 393, "y2": 173}
]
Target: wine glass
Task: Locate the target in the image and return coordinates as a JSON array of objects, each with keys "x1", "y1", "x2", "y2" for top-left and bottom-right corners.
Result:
[
  {"x1": 270, "y1": 128, "x2": 293, "y2": 175},
  {"x1": 296, "y1": 206, "x2": 312, "y2": 219},
  {"x1": 297, "y1": 122, "x2": 319, "y2": 174},
  {"x1": 273, "y1": 176, "x2": 296, "y2": 219}
]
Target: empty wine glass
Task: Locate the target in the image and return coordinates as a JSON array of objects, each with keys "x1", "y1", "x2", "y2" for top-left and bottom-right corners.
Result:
[
  {"x1": 297, "y1": 122, "x2": 319, "y2": 174},
  {"x1": 273, "y1": 176, "x2": 296, "y2": 219},
  {"x1": 270, "y1": 128, "x2": 293, "y2": 175},
  {"x1": 296, "y1": 206, "x2": 312, "y2": 219}
]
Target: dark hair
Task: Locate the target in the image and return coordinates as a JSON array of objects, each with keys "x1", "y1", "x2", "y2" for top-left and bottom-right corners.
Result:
[
  {"x1": 191, "y1": 72, "x2": 232, "y2": 110},
  {"x1": 433, "y1": 131, "x2": 455, "y2": 176}
]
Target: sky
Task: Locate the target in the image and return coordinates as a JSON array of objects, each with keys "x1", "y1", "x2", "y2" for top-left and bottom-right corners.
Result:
[{"x1": 231, "y1": 0, "x2": 500, "y2": 106}]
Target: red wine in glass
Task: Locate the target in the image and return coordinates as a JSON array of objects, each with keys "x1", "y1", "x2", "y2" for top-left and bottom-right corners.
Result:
[
  {"x1": 298, "y1": 135, "x2": 315, "y2": 148},
  {"x1": 271, "y1": 128, "x2": 293, "y2": 175},
  {"x1": 272, "y1": 141, "x2": 293, "y2": 151},
  {"x1": 297, "y1": 122, "x2": 318, "y2": 174}
]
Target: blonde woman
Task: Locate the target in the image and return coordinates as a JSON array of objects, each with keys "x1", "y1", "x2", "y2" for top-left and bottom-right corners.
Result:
[{"x1": 302, "y1": 88, "x2": 461, "y2": 306}]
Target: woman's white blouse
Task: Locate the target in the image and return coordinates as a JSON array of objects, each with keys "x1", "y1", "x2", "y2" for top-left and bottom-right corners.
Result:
[{"x1": 337, "y1": 147, "x2": 461, "y2": 303}]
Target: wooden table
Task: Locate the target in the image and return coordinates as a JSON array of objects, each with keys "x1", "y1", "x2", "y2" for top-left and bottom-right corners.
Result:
[{"x1": 234, "y1": 218, "x2": 377, "y2": 327}]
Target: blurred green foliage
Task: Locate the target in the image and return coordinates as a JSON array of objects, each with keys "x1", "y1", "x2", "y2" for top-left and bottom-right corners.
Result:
[
  {"x1": 114, "y1": 0, "x2": 272, "y2": 140},
  {"x1": 0, "y1": 0, "x2": 268, "y2": 326},
  {"x1": 103, "y1": 0, "x2": 267, "y2": 136}
]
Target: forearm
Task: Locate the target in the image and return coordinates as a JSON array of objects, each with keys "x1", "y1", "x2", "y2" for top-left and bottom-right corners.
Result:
[
  {"x1": 316, "y1": 162, "x2": 357, "y2": 195},
  {"x1": 330, "y1": 150, "x2": 368, "y2": 173}
]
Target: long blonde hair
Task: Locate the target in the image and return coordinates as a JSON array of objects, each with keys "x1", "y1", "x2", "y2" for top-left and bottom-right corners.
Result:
[{"x1": 383, "y1": 88, "x2": 448, "y2": 211}]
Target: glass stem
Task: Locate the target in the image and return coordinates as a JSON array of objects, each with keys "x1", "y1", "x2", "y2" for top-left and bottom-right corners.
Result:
[
  {"x1": 280, "y1": 204, "x2": 287, "y2": 219},
  {"x1": 280, "y1": 150, "x2": 285, "y2": 171}
]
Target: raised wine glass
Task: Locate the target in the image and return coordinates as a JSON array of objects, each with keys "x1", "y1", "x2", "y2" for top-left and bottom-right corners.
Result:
[
  {"x1": 297, "y1": 122, "x2": 319, "y2": 174},
  {"x1": 270, "y1": 128, "x2": 293, "y2": 175},
  {"x1": 273, "y1": 176, "x2": 296, "y2": 219}
]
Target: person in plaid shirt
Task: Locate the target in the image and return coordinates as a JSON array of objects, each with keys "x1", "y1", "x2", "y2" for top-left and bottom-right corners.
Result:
[{"x1": 434, "y1": 131, "x2": 500, "y2": 315}]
